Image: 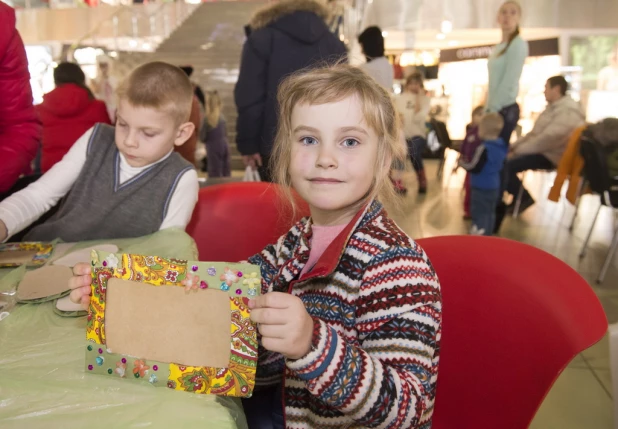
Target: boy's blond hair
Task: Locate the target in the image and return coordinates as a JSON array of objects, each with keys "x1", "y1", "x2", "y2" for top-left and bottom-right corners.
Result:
[
  {"x1": 116, "y1": 62, "x2": 193, "y2": 125},
  {"x1": 479, "y1": 112, "x2": 505, "y2": 141},
  {"x1": 270, "y1": 64, "x2": 407, "y2": 212},
  {"x1": 205, "y1": 90, "x2": 222, "y2": 129}
]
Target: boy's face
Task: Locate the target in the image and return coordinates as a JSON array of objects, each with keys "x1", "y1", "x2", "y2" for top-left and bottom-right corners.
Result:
[
  {"x1": 115, "y1": 99, "x2": 194, "y2": 168},
  {"x1": 289, "y1": 95, "x2": 380, "y2": 225}
]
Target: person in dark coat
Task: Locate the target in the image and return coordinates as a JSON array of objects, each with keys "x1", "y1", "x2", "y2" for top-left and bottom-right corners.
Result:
[{"x1": 234, "y1": 0, "x2": 347, "y2": 182}]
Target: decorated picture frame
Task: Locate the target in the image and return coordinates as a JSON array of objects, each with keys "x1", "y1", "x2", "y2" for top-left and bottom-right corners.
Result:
[
  {"x1": 0, "y1": 242, "x2": 53, "y2": 268},
  {"x1": 85, "y1": 250, "x2": 260, "y2": 397}
]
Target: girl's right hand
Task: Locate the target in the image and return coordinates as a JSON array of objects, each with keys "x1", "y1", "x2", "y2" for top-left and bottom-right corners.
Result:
[{"x1": 69, "y1": 263, "x2": 92, "y2": 310}]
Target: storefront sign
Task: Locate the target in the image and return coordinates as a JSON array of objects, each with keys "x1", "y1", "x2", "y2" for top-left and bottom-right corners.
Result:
[{"x1": 440, "y1": 38, "x2": 559, "y2": 63}]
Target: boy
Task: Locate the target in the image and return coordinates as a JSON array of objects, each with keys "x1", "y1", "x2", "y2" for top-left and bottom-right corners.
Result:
[
  {"x1": 0, "y1": 62, "x2": 199, "y2": 243},
  {"x1": 458, "y1": 112, "x2": 507, "y2": 236}
]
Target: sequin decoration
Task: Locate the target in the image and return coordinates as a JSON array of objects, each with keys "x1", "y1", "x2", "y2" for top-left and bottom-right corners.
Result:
[
  {"x1": 237, "y1": 271, "x2": 243, "y2": 277},
  {"x1": 207, "y1": 267, "x2": 216, "y2": 276},
  {"x1": 235, "y1": 289, "x2": 242, "y2": 295},
  {"x1": 248, "y1": 288, "x2": 257, "y2": 297},
  {"x1": 98, "y1": 348, "x2": 103, "y2": 354},
  {"x1": 149, "y1": 373, "x2": 158, "y2": 384},
  {"x1": 107, "y1": 368, "x2": 113, "y2": 374},
  {"x1": 88, "y1": 365, "x2": 93, "y2": 370},
  {"x1": 121, "y1": 358, "x2": 127, "y2": 364},
  {"x1": 153, "y1": 365, "x2": 158, "y2": 371},
  {"x1": 191, "y1": 265, "x2": 198, "y2": 272},
  {"x1": 220, "y1": 282, "x2": 230, "y2": 291},
  {"x1": 199, "y1": 281, "x2": 208, "y2": 290},
  {"x1": 96, "y1": 356, "x2": 104, "y2": 366},
  {"x1": 87, "y1": 345, "x2": 92, "y2": 351}
]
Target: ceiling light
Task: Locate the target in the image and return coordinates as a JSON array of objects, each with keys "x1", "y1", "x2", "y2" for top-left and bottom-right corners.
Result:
[
  {"x1": 436, "y1": 33, "x2": 446, "y2": 40},
  {"x1": 382, "y1": 31, "x2": 388, "y2": 37}
]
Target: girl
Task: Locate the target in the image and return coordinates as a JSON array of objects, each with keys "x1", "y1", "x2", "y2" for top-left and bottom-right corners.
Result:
[
  {"x1": 69, "y1": 65, "x2": 441, "y2": 429},
  {"x1": 199, "y1": 91, "x2": 231, "y2": 177},
  {"x1": 395, "y1": 72, "x2": 431, "y2": 193},
  {"x1": 460, "y1": 106, "x2": 485, "y2": 219},
  {"x1": 486, "y1": 0, "x2": 528, "y2": 144}
]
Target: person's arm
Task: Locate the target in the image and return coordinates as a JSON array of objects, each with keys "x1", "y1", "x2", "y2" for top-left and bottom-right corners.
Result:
[
  {"x1": 487, "y1": 38, "x2": 528, "y2": 113},
  {"x1": 159, "y1": 168, "x2": 199, "y2": 230},
  {"x1": 286, "y1": 245, "x2": 441, "y2": 428},
  {"x1": 0, "y1": 9, "x2": 41, "y2": 193},
  {"x1": 234, "y1": 30, "x2": 271, "y2": 156},
  {"x1": 0, "y1": 128, "x2": 92, "y2": 240},
  {"x1": 248, "y1": 236, "x2": 288, "y2": 387},
  {"x1": 459, "y1": 144, "x2": 488, "y2": 174},
  {"x1": 513, "y1": 107, "x2": 584, "y2": 156}
]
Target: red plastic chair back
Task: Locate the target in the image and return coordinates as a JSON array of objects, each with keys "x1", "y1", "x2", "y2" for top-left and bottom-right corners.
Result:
[
  {"x1": 186, "y1": 182, "x2": 310, "y2": 262},
  {"x1": 416, "y1": 236, "x2": 607, "y2": 429}
]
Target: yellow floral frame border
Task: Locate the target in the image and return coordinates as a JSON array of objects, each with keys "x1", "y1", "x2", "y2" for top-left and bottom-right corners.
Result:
[{"x1": 85, "y1": 250, "x2": 260, "y2": 397}]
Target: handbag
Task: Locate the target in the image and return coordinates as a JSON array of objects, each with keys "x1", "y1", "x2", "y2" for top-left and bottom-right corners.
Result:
[{"x1": 243, "y1": 166, "x2": 261, "y2": 182}]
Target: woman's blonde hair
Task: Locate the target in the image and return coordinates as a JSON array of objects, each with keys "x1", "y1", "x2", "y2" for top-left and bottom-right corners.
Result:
[
  {"x1": 205, "y1": 90, "x2": 222, "y2": 128},
  {"x1": 270, "y1": 64, "x2": 407, "y2": 214},
  {"x1": 497, "y1": 1, "x2": 522, "y2": 57}
]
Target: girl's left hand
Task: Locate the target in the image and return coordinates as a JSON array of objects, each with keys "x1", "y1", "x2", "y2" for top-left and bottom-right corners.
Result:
[{"x1": 249, "y1": 292, "x2": 314, "y2": 360}]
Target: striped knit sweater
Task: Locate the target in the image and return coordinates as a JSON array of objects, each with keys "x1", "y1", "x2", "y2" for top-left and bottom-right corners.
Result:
[{"x1": 248, "y1": 200, "x2": 442, "y2": 429}]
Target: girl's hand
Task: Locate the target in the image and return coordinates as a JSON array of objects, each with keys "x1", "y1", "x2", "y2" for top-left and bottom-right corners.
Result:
[
  {"x1": 249, "y1": 292, "x2": 314, "y2": 360},
  {"x1": 69, "y1": 263, "x2": 92, "y2": 310}
]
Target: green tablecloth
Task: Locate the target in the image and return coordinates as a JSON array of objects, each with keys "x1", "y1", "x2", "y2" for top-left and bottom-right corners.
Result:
[{"x1": 0, "y1": 229, "x2": 247, "y2": 429}]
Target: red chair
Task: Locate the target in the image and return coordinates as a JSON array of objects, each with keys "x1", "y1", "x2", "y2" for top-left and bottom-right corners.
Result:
[
  {"x1": 416, "y1": 236, "x2": 607, "y2": 429},
  {"x1": 186, "y1": 182, "x2": 310, "y2": 262}
]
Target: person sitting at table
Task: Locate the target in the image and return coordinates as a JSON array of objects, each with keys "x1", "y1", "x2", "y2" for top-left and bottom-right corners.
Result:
[
  {"x1": 70, "y1": 64, "x2": 442, "y2": 429},
  {"x1": 0, "y1": 62, "x2": 199, "y2": 243},
  {"x1": 502, "y1": 75, "x2": 585, "y2": 214}
]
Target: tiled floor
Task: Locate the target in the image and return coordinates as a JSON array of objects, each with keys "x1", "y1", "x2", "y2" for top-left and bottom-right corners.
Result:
[{"x1": 389, "y1": 152, "x2": 617, "y2": 429}]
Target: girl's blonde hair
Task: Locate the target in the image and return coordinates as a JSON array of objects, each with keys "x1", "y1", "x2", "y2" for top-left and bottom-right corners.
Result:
[
  {"x1": 270, "y1": 64, "x2": 407, "y2": 214},
  {"x1": 205, "y1": 90, "x2": 222, "y2": 128}
]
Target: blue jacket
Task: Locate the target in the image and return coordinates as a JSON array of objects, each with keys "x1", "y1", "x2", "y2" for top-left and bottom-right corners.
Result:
[
  {"x1": 234, "y1": 1, "x2": 347, "y2": 158},
  {"x1": 459, "y1": 138, "x2": 508, "y2": 190}
]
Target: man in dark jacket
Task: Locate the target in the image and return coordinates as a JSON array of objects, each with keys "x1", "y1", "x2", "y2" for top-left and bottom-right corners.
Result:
[
  {"x1": 0, "y1": 2, "x2": 41, "y2": 197},
  {"x1": 234, "y1": 0, "x2": 347, "y2": 182}
]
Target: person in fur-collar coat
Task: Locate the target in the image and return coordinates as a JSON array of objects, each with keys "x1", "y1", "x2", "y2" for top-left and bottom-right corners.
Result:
[{"x1": 234, "y1": 0, "x2": 347, "y2": 182}]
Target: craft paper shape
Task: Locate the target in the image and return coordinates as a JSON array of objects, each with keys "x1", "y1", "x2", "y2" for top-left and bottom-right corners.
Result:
[
  {"x1": 17, "y1": 265, "x2": 73, "y2": 301},
  {"x1": 85, "y1": 251, "x2": 261, "y2": 398},
  {"x1": 53, "y1": 244, "x2": 119, "y2": 267},
  {"x1": 0, "y1": 242, "x2": 53, "y2": 268},
  {"x1": 56, "y1": 295, "x2": 85, "y2": 312}
]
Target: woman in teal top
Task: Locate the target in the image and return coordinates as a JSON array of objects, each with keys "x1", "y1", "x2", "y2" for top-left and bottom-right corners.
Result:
[{"x1": 487, "y1": 0, "x2": 528, "y2": 144}]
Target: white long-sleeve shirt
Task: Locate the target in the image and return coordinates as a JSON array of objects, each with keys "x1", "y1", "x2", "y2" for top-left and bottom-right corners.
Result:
[{"x1": 0, "y1": 127, "x2": 199, "y2": 240}]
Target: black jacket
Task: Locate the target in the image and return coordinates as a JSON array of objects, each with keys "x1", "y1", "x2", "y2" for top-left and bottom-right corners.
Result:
[{"x1": 234, "y1": 0, "x2": 347, "y2": 157}]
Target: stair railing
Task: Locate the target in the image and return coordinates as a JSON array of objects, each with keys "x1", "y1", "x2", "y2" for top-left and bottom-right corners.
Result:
[{"x1": 67, "y1": 1, "x2": 197, "y2": 61}]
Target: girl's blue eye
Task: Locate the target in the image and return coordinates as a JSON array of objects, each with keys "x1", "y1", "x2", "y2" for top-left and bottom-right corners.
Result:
[
  {"x1": 342, "y1": 139, "x2": 359, "y2": 147},
  {"x1": 301, "y1": 137, "x2": 317, "y2": 145}
]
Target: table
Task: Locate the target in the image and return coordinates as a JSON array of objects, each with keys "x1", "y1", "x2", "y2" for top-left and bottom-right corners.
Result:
[{"x1": 0, "y1": 229, "x2": 247, "y2": 429}]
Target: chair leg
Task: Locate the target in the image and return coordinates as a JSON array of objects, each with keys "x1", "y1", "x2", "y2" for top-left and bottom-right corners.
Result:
[
  {"x1": 512, "y1": 172, "x2": 527, "y2": 218},
  {"x1": 580, "y1": 201, "x2": 603, "y2": 258},
  {"x1": 437, "y1": 150, "x2": 446, "y2": 180},
  {"x1": 569, "y1": 179, "x2": 586, "y2": 232},
  {"x1": 597, "y1": 221, "x2": 618, "y2": 284}
]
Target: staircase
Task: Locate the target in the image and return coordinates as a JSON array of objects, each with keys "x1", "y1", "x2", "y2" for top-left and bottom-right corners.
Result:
[{"x1": 114, "y1": 1, "x2": 266, "y2": 171}]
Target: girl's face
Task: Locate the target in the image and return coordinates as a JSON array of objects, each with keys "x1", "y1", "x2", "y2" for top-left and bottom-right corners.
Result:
[
  {"x1": 406, "y1": 81, "x2": 422, "y2": 94},
  {"x1": 497, "y1": 2, "x2": 521, "y2": 33},
  {"x1": 289, "y1": 95, "x2": 380, "y2": 226},
  {"x1": 472, "y1": 112, "x2": 483, "y2": 126}
]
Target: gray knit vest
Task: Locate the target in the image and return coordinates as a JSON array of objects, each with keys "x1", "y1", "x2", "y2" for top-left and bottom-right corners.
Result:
[{"x1": 25, "y1": 124, "x2": 194, "y2": 242}]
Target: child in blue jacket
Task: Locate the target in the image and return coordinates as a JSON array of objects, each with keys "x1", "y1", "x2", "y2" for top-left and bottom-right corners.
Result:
[{"x1": 459, "y1": 112, "x2": 508, "y2": 235}]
